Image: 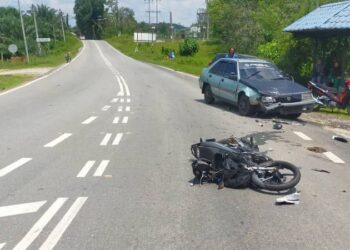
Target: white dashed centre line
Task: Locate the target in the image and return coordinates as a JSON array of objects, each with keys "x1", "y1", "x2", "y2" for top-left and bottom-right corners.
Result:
[
  {"x1": 120, "y1": 98, "x2": 125, "y2": 103},
  {"x1": 127, "y1": 98, "x2": 131, "y2": 103},
  {"x1": 293, "y1": 131, "x2": 312, "y2": 141},
  {"x1": 82, "y1": 116, "x2": 97, "y2": 125},
  {"x1": 0, "y1": 243, "x2": 6, "y2": 249},
  {"x1": 118, "y1": 106, "x2": 123, "y2": 112},
  {"x1": 102, "y1": 105, "x2": 111, "y2": 111},
  {"x1": 111, "y1": 98, "x2": 119, "y2": 103},
  {"x1": 113, "y1": 117, "x2": 120, "y2": 124},
  {"x1": 94, "y1": 160, "x2": 110, "y2": 176},
  {"x1": 122, "y1": 117, "x2": 129, "y2": 124},
  {"x1": 0, "y1": 158, "x2": 32, "y2": 177},
  {"x1": 324, "y1": 152, "x2": 345, "y2": 164},
  {"x1": 125, "y1": 106, "x2": 131, "y2": 112},
  {"x1": 100, "y1": 133, "x2": 112, "y2": 146},
  {"x1": 112, "y1": 133, "x2": 123, "y2": 145},
  {"x1": 39, "y1": 197, "x2": 88, "y2": 250},
  {"x1": 14, "y1": 198, "x2": 68, "y2": 250},
  {"x1": 77, "y1": 161, "x2": 96, "y2": 178},
  {"x1": 44, "y1": 133, "x2": 72, "y2": 148}
]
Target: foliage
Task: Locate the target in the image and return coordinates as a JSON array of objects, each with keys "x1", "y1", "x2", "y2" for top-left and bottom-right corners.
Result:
[
  {"x1": 0, "y1": 75, "x2": 34, "y2": 91},
  {"x1": 179, "y1": 38, "x2": 199, "y2": 56},
  {"x1": 0, "y1": 5, "x2": 71, "y2": 59},
  {"x1": 74, "y1": 0, "x2": 105, "y2": 39}
]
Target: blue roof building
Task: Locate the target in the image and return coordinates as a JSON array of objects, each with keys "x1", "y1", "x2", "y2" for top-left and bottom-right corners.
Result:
[{"x1": 284, "y1": 1, "x2": 350, "y2": 36}]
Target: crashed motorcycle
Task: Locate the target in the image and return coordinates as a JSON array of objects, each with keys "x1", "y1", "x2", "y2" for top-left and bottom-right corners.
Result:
[
  {"x1": 308, "y1": 80, "x2": 350, "y2": 114},
  {"x1": 191, "y1": 137, "x2": 301, "y2": 191}
]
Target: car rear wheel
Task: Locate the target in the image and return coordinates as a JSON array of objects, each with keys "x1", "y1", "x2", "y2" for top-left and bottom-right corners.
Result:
[
  {"x1": 204, "y1": 85, "x2": 215, "y2": 104},
  {"x1": 238, "y1": 94, "x2": 253, "y2": 116}
]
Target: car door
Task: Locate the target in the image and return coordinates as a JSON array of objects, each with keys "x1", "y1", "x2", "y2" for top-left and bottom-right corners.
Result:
[
  {"x1": 219, "y1": 60, "x2": 239, "y2": 103},
  {"x1": 208, "y1": 61, "x2": 226, "y2": 96}
]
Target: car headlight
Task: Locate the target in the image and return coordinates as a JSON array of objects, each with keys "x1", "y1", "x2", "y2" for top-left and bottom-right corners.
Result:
[
  {"x1": 261, "y1": 96, "x2": 276, "y2": 103},
  {"x1": 301, "y1": 92, "x2": 313, "y2": 101}
]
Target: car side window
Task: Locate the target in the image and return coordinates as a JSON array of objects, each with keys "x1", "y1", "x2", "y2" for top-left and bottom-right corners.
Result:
[
  {"x1": 222, "y1": 61, "x2": 237, "y2": 77},
  {"x1": 210, "y1": 61, "x2": 226, "y2": 76}
]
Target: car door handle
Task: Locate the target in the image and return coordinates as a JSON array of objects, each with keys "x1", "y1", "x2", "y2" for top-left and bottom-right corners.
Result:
[
  {"x1": 221, "y1": 78, "x2": 224, "y2": 82},
  {"x1": 209, "y1": 74, "x2": 212, "y2": 78}
]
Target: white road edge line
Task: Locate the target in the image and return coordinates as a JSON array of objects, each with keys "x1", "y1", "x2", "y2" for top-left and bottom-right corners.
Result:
[
  {"x1": 39, "y1": 197, "x2": 88, "y2": 250},
  {"x1": 44, "y1": 133, "x2": 72, "y2": 148},
  {"x1": 112, "y1": 133, "x2": 123, "y2": 145},
  {"x1": 113, "y1": 117, "x2": 120, "y2": 124},
  {"x1": 122, "y1": 117, "x2": 129, "y2": 124},
  {"x1": 82, "y1": 116, "x2": 97, "y2": 125},
  {"x1": 0, "y1": 243, "x2": 6, "y2": 249},
  {"x1": 323, "y1": 152, "x2": 345, "y2": 164},
  {"x1": 77, "y1": 161, "x2": 96, "y2": 178},
  {"x1": 0, "y1": 41, "x2": 86, "y2": 98},
  {"x1": 100, "y1": 133, "x2": 112, "y2": 146},
  {"x1": 293, "y1": 131, "x2": 312, "y2": 141},
  {"x1": 0, "y1": 158, "x2": 32, "y2": 177},
  {"x1": 0, "y1": 201, "x2": 46, "y2": 218},
  {"x1": 14, "y1": 198, "x2": 68, "y2": 250},
  {"x1": 94, "y1": 160, "x2": 110, "y2": 176},
  {"x1": 120, "y1": 76, "x2": 130, "y2": 96},
  {"x1": 102, "y1": 105, "x2": 111, "y2": 111}
]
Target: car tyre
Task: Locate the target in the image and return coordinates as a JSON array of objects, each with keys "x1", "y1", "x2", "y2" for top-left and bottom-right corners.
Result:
[
  {"x1": 238, "y1": 94, "x2": 253, "y2": 116},
  {"x1": 204, "y1": 85, "x2": 214, "y2": 104}
]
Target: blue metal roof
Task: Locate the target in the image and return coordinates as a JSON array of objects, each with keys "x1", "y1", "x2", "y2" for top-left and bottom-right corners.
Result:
[{"x1": 284, "y1": 1, "x2": 350, "y2": 33}]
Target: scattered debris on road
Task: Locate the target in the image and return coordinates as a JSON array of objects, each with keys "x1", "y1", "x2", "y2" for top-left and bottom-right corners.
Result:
[
  {"x1": 273, "y1": 123, "x2": 283, "y2": 130},
  {"x1": 312, "y1": 168, "x2": 331, "y2": 174},
  {"x1": 307, "y1": 146, "x2": 327, "y2": 153},
  {"x1": 272, "y1": 119, "x2": 291, "y2": 125},
  {"x1": 332, "y1": 135, "x2": 348, "y2": 143},
  {"x1": 276, "y1": 192, "x2": 300, "y2": 205}
]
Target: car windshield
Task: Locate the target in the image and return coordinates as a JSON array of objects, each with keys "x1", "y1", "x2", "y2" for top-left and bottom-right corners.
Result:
[{"x1": 240, "y1": 62, "x2": 287, "y2": 80}]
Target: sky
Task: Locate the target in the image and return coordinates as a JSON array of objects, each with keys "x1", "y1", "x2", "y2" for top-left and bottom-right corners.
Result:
[{"x1": 2, "y1": 0, "x2": 206, "y2": 27}]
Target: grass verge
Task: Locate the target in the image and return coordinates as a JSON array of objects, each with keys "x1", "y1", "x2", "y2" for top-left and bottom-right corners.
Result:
[
  {"x1": 0, "y1": 33, "x2": 82, "y2": 70},
  {"x1": 317, "y1": 107, "x2": 350, "y2": 120},
  {"x1": 0, "y1": 75, "x2": 34, "y2": 92},
  {"x1": 106, "y1": 36, "x2": 222, "y2": 76}
]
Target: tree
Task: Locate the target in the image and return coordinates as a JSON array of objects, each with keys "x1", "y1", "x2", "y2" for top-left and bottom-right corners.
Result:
[{"x1": 74, "y1": 0, "x2": 105, "y2": 39}]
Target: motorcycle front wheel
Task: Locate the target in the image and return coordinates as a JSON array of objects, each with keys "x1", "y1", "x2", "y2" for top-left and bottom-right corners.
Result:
[{"x1": 251, "y1": 161, "x2": 301, "y2": 191}]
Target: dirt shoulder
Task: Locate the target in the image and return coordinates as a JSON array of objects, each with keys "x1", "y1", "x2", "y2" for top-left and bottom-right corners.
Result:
[
  {"x1": 301, "y1": 112, "x2": 350, "y2": 138},
  {"x1": 0, "y1": 67, "x2": 53, "y2": 76}
]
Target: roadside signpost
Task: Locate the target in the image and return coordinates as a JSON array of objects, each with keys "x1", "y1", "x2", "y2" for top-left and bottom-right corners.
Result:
[
  {"x1": 8, "y1": 44, "x2": 18, "y2": 54},
  {"x1": 36, "y1": 38, "x2": 51, "y2": 43}
]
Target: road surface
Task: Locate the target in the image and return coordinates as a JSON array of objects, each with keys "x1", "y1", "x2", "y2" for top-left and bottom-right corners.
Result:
[{"x1": 0, "y1": 40, "x2": 349, "y2": 250}]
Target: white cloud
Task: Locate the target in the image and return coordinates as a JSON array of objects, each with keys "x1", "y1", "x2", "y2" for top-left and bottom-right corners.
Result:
[{"x1": 1, "y1": 0, "x2": 206, "y2": 26}]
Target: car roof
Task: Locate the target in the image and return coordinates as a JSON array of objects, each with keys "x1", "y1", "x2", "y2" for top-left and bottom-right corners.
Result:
[
  {"x1": 214, "y1": 53, "x2": 259, "y2": 59},
  {"x1": 217, "y1": 57, "x2": 270, "y2": 64}
]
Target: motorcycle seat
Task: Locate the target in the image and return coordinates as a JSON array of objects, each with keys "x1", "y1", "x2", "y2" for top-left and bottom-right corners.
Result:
[{"x1": 315, "y1": 82, "x2": 337, "y2": 94}]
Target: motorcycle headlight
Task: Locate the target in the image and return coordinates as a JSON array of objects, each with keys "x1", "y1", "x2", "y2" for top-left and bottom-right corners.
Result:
[
  {"x1": 261, "y1": 96, "x2": 276, "y2": 103},
  {"x1": 302, "y1": 92, "x2": 313, "y2": 101}
]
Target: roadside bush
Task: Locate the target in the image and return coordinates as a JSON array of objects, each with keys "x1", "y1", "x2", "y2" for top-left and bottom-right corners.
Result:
[
  {"x1": 161, "y1": 46, "x2": 172, "y2": 56},
  {"x1": 179, "y1": 38, "x2": 199, "y2": 56}
]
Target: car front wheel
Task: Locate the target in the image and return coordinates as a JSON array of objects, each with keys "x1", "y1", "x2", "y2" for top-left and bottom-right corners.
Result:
[
  {"x1": 238, "y1": 94, "x2": 253, "y2": 116},
  {"x1": 204, "y1": 85, "x2": 215, "y2": 104}
]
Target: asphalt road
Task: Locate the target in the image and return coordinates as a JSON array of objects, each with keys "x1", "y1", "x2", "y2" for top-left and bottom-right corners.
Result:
[{"x1": 0, "y1": 40, "x2": 349, "y2": 250}]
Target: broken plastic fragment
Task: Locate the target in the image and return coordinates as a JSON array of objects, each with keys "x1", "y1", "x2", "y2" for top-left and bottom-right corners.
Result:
[
  {"x1": 332, "y1": 136, "x2": 348, "y2": 143},
  {"x1": 276, "y1": 192, "x2": 300, "y2": 205}
]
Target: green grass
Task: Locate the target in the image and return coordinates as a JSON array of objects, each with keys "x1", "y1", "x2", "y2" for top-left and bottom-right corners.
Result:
[
  {"x1": 317, "y1": 107, "x2": 350, "y2": 119},
  {"x1": 0, "y1": 34, "x2": 82, "y2": 70},
  {"x1": 0, "y1": 75, "x2": 34, "y2": 91},
  {"x1": 106, "y1": 36, "x2": 223, "y2": 75}
]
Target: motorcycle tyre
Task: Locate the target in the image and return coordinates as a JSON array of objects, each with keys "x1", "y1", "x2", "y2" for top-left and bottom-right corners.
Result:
[{"x1": 251, "y1": 161, "x2": 301, "y2": 191}]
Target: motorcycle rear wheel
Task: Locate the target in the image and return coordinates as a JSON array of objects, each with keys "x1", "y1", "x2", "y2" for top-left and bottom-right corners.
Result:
[
  {"x1": 251, "y1": 161, "x2": 301, "y2": 191},
  {"x1": 347, "y1": 103, "x2": 350, "y2": 115}
]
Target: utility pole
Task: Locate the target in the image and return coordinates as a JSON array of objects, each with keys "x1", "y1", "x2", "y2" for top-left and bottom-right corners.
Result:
[
  {"x1": 32, "y1": 6, "x2": 42, "y2": 56},
  {"x1": 170, "y1": 11, "x2": 174, "y2": 40},
  {"x1": 17, "y1": 0, "x2": 29, "y2": 63},
  {"x1": 60, "y1": 12, "x2": 66, "y2": 42},
  {"x1": 145, "y1": 0, "x2": 152, "y2": 25},
  {"x1": 206, "y1": 0, "x2": 210, "y2": 41}
]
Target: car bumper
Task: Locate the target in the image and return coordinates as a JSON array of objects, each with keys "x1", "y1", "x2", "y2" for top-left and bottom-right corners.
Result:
[{"x1": 261, "y1": 100, "x2": 316, "y2": 114}]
